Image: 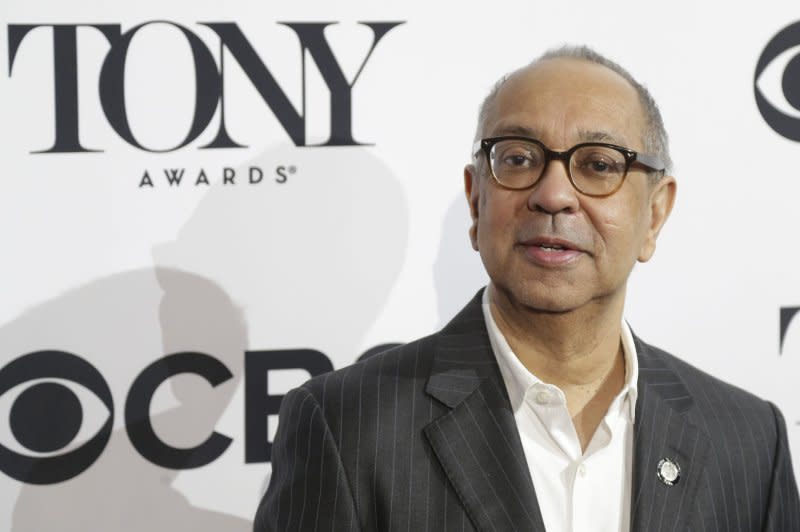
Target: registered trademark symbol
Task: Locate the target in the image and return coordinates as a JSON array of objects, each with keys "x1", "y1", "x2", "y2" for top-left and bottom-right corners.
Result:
[{"x1": 288, "y1": 166, "x2": 297, "y2": 174}]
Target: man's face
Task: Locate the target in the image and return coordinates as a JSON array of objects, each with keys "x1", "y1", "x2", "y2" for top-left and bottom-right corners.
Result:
[{"x1": 465, "y1": 58, "x2": 676, "y2": 314}]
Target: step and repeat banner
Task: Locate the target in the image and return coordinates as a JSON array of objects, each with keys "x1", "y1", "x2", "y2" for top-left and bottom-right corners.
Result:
[{"x1": 2, "y1": 1, "x2": 800, "y2": 530}]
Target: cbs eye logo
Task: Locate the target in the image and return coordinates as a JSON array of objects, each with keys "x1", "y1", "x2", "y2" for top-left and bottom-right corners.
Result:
[
  {"x1": 0, "y1": 351, "x2": 113, "y2": 484},
  {"x1": 781, "y1": 307, "x2": 800, "y2": 354},
  {"x1": 755, "y1": 21, "x2": 800, "y2": 140}
]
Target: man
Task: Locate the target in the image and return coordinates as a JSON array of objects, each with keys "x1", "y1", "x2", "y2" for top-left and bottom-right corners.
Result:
[{"x1": 255, "y1": 46, "x2": 800, "y2": 531}]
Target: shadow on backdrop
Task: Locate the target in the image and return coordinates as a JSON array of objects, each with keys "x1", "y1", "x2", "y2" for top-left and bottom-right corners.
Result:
[
  {"x1": 6, "y1": 144, "x2": 408, "y2": 530},
  {"x1": 153, "y1": 144, "x2": 409, "y2": 366},
  {"x1": 152, "y1": 144, "x2": 409, "y2": 506},
  {"x1": 8, "y1": 268, "x2": 250, "y2": 531},
  {"x1": 434, "y1": 194, "x2": 488, "y2": 327}
]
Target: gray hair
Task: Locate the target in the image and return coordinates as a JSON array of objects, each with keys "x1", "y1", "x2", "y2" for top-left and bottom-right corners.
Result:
[{"x1": 475, "y1": 45, "x2": 672, "y2": 174}]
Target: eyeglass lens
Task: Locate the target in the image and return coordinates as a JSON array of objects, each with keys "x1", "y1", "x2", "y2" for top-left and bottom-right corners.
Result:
[{"x1": 489, "y1": 139, "x2": 627, "y2": 195}]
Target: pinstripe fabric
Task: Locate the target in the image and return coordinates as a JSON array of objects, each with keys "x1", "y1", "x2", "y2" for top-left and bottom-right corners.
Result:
[
  {"x1": 255, "y1": 291, "x2": 800, "y2": 531},
  {"x1": 631, "y1": 337, "x2": 800, "y2": 531}
]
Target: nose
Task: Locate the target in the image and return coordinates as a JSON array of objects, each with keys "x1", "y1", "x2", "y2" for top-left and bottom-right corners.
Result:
[{"x1": 526, "y1": 159, "x2": 580, "y2": 214}]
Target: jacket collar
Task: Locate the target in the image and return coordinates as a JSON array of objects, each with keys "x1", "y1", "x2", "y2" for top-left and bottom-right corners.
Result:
[
  {"x1": 424, "y1": 289, "x2": 547, "y2": 532},
  {"x1": 629, "y1": 335, "x2": 710, "y2": 531}
]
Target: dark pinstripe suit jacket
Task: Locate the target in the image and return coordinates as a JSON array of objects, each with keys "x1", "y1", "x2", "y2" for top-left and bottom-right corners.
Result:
[{"x1": 255, "y1": 291, "x2": 800, "y2": 531}]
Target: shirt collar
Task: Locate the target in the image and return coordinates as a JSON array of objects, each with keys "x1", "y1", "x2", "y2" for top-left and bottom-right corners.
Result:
[{"x1": 481, "y1": 287, "x2": 639, "y2": 423}]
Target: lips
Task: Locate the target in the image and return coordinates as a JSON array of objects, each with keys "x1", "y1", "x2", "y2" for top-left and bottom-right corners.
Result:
[{"x1": 518, "y1": 237, "x2": 585, "y2": 266}]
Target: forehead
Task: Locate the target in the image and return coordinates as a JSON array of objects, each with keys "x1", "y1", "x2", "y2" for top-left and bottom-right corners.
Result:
[{"x1": 485, "y1": 58, "x2": 647, "y2": 149}]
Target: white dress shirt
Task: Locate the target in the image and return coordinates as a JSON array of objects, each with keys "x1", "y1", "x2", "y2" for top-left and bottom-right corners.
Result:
[{"x1": 482, "y1": 289, "x2": 638, "y2": 532}]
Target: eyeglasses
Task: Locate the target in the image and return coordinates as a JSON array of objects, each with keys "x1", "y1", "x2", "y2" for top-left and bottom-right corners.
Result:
[{"x1": 473, "y1": 136, "x2": 665, "y2": 197}]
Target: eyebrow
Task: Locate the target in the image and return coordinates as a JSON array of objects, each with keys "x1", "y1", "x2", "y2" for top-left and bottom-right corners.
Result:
[
  {"x1": 491, "y1": 124, "x2": 541, "y2": 138},
  {"x1": 576, "y1": 129, "x2": 628, "y2": 146}
]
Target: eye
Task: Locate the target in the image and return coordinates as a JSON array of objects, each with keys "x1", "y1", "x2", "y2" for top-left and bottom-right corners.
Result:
[
  {"x1": 494, "y1": 142, "x2": 542, "y2": 170},
  {"x1": 503, "y1": 153, "x2": 532, "y2": 167},
  {"x1": 754, "y1": 21, "x2": 800, "y2": 140},
  {"x1": 573, "y1": 149, "x2": 624, "y2": 177},
  {"x1": 0, "y1": 351, "x2": 114, "y2": 484},
  {"x1": 588, "y1": 159, "x2": 610, "y2": 173}
]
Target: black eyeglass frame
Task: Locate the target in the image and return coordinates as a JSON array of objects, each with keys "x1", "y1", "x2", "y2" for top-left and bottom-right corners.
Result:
[{"x1": 473, "y1": 135, "x2": 666, "y2": 197}]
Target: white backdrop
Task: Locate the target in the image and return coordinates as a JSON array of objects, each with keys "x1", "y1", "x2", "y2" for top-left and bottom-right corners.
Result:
[{"x1": 2, "y1": 1, "x2": 800, "y2": 530}]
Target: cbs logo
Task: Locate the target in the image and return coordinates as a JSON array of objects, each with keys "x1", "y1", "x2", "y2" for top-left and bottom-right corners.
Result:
[
  {"x1": 0, "y1": 349, "x2": 320, "y2": 485},
  {"x1": 755, "y1": 21, "x2": 800, "y2": 140},
  {"x1": 0, "y1": 351, "x2": 113, "y2": 485},
  {"x1": 0, "y1": 345, "x2": 396, "y2": 485},
  {"x1": 781, "y1": 307, "x2": 800, "y2": 354}
]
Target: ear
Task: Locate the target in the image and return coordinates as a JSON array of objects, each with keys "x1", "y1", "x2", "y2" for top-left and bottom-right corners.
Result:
[
  {"x1": 464, "y1": 164, "x2": 481, "y2": 251},
  {"x1": 638, "y1": 175, "x2": 676, "y2": 262}
]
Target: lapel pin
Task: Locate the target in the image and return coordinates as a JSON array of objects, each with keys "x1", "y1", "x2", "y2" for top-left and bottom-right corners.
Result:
[{"x1": 657, "y1": 458, "x2": 681, "y2": 486}]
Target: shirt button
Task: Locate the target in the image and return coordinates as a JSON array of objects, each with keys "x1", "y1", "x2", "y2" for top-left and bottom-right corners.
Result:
[
  {"x1": 577, "y1": 464, "x2": 587, "y2": 477},
  {"x1": 534, "y1": 390, "x2": 551, "y2": 405}
]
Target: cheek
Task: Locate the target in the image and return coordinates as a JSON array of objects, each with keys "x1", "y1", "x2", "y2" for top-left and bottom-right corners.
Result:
[
  {"x1": 477, "y1": 211, "x2": 504, "y2": 250},
  {"x1": 477, "y1": 197, "x2": 518, "y2": 253},
  {"x1": 589, "y1": 203, "x2": 648, "y2": 258}
]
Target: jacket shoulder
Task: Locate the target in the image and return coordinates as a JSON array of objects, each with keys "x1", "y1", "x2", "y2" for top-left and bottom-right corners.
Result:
[
  {"x1": 642, "y1": 340, "x2": 770, "y2": 408},
  {"x1": 299, "y1": 333, "x2": 438, "y2": 397},
  {"x1": 289, "y1": 334, "x2": 437, "y2": 432},
  {"x1": 637, "y1": 339, "x2": 781, "y2": 444}
]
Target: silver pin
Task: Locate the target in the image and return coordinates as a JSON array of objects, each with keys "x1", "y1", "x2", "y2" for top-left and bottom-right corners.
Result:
[{"x1": 657, "y1": 458, "x2": 681, "y2": 486}]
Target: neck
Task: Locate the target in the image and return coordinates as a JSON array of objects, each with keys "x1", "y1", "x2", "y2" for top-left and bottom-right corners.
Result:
[{"x1": 488, "y1": 283, "x2": 625, "y2": 388}]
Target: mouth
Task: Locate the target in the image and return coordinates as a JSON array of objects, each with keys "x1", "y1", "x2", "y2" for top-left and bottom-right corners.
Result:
[
  {"x1": 523, "y1": 237, "x2": 582, "y2": 251},
  {"x1": 518, "y1": 237, "x2": 585, "y2": 266},
  {"x1": 536, "y1": 243, "x2": 570, "y2": 252}
]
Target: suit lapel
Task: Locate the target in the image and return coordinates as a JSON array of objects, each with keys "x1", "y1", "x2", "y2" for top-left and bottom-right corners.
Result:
[
  {"x1": 423, "y1": 292, "x2": 546, "y2": 532},
  {"x1": 630, "y1": 336, "x2": 710, "y2": 532}
]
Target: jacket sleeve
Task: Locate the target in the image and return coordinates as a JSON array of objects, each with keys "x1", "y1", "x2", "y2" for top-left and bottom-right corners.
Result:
[
  {"x1": 254, "y1": 386, "x2": 362, "y2": 532},
  {"x1": 762, "y1": 402, "x2": 800, "y2": 531}
]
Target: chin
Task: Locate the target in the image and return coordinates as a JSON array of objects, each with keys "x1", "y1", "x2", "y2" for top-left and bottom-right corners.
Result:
[
  {"x1": 521, "y1": 296, "x2": 583, "y2": 315},
  {"x1": 495, "y1": 281, "x2": 585, "y2": 315}
]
